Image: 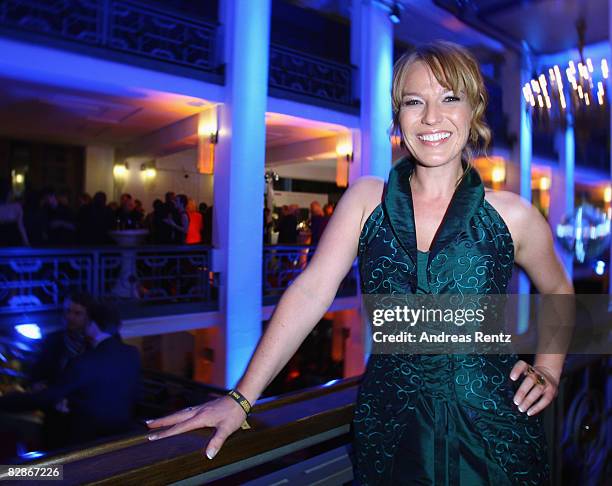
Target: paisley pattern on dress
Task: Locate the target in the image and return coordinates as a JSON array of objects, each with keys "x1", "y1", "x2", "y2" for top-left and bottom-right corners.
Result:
[{"x1": 353, "y1": 156, "x2": 550, "y2": 485}]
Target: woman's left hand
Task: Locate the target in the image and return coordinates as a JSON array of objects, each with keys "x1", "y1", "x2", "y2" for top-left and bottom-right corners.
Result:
[{"x1": 509, "y1": 360, "x2": 559, "y2": 417}]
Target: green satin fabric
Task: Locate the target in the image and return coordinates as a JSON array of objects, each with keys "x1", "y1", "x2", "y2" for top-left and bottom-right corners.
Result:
[
  {"x1": 416, "y1": 250, "x2": 430, "y2": 294},
  {"x1": 352, "y1": 156, "x2": 550, "y2": 485}
]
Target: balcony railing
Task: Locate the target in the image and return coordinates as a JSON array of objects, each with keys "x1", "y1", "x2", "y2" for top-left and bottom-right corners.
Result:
[
  {"x1": 0, "y1": 244, "x2": 358, "y2": 321},
  {"x1": 263, "y1": 244, "x2": 358, "y2": 304},
  {"x1": 269, "y1": 44, "x2": 357, "y2": 110},
  {"x1": 0, "y1": 245, "x2": 217, "y2": 321},
  {"x1": 0, "y1": 376, "x2": 360, "y2": 484},
  {"x1": 0, "y1": 0, "x2": 220, "y2": 73},
  {"x1": 2, "y1": 357, "x2": 607, "y2": 485},
  {"x1": 0, "y1": 1, "x2": 361, "y2": 111}
]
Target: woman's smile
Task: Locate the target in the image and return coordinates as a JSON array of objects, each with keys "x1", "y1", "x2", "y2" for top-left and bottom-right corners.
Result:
[
  {"x1": 417, "y1": 130, "x2": 452, "y2": 146},
  {"x1": 399, "y1": 61, "x2": 472, "y2": 167}
]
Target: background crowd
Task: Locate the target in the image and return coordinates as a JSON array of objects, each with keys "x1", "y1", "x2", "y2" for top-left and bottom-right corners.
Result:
[
  {"x1": 0, "y1": 180, "x2": 213, "y2": 247},
  {"x1": 265, "y1": 200, "x2": 335, "y2": 245},
  {"x1": 1, "y1": 179, "x2": 336, "y2": 248}
]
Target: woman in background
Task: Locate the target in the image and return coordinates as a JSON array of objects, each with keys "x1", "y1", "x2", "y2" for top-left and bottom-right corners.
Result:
[
  {"x1": 185, "y1": 198, "x2": 203, "y2": 245},
  {"x1": 0, "y1": 179, "x2": 29, "y2": 246}
]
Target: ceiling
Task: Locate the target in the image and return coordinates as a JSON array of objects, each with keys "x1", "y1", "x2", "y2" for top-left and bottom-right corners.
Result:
[
  {"x1": 0, "y1": 1, "x2": 608, "y2": 159},
  {"x1": 0, "y1": 76, "x2": 211, "y2": 147},
  {"x1": 0, "y1": 75, "x2": 352, "y2": 154},
  {"x1": 265, "y1": 113, "x2": 347, "y2": 148},
  {"x1": 294, "y1": 0, "x2": 608, "y2": 58},
  {"x1": 432, "y1": 0, "x2": 608, "y2": 54},
  {"x1": 394, "y1": 0, "x2": 505, "y2": 55}
]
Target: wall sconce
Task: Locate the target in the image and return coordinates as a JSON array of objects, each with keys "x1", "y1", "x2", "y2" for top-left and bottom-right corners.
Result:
[
  {"x1": 113, "y1": 162, "x2": 129, "y2": 179},
  {"x1": 603, "y1": 186, "x2": 611, "y2": 204},
  {"x1": 336, "y1": 142, "x2": 353, "y2": 162},
  {"x1": 539, "y1": 176, "x2": 551, "y2": 191},
  {"x1": 390, "y1": 134, "x2": 402, "y2": 147},
  {"x1": 491, "y1": 165, "x2": 506, "y2": 184},
  {"x1": 198, "y1": 107, "x2": 218, "y2": 174},
  {"x1": 140, "y1": 161, "x2": 157, "y2": 180},
  {"x1": 336, "y1": 135, "x2": 353, "y2": 188},
  {"x1": 11, "y1": 168, "x2": 26, "y2": 197}
]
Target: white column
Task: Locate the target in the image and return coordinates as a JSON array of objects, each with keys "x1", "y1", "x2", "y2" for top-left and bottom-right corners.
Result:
[
  {"x1": 609, "y1": 0, "x2": 612, "y2": 296},
  {"x1": 550, "y1": 115, "x2": 575, "y2": 280},
  {"x1": 85, "y1": 146, "x2": 114, "y2": 197},
  {"x1": 212, "y1": 0, "x2": 271, "y2": 387},
  {"x1": 517, "y1": 58, "x2": 533, "y2": 331},
  {"x1": 350, "y1": 0, "x2": 393, "y2": 183}
]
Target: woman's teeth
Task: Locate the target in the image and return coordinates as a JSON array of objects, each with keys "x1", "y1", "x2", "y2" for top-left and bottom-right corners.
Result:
[{"x1": 418, "y1": 132, "x2": 451, "y2": 142}]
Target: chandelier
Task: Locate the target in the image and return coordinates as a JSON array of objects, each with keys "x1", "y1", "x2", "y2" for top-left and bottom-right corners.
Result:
[{"x1": 521, "y1": 19, "x2": 609, "y2": 133}]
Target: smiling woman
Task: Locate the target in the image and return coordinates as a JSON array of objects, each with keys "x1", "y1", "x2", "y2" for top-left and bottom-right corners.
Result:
[
  {"x1": 146, "y1": 40, "x2": 572, "y2": 486},
  {"x1": 392, "y1": 41, "x2": 491, "y2": 173},
  {"x1": 351, "y1": 41, "x2": 573, "y2": 485}
]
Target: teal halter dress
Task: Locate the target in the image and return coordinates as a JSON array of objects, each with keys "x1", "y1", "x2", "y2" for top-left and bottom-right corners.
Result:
[{"x1": 353, "y1": 156, "x2": 550, "y2": 485}]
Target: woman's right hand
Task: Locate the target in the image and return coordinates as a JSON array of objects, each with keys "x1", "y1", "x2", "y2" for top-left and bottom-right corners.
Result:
[{"x1": 146, "y1": 396, "x2": 248, "y2": 459}]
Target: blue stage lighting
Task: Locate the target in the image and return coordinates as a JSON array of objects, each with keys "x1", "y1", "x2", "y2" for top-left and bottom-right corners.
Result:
[
  {"x1": 15, "y1": 323, "x2": 42, "y2": 340},
  {"x1": 19, "y1": 450, "x2": 45, "y2": 460},
  {"x1": 389, "y1": 3, "x2": 401, "y2": 24}
]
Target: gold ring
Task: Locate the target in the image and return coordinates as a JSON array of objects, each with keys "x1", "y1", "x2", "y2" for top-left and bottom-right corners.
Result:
[
  {"x1": 534, "y1": 373, "x2": 546, "y2": 386},
  {"x1": 525, "y1": 366, "x2": 546, "y2": 386}
]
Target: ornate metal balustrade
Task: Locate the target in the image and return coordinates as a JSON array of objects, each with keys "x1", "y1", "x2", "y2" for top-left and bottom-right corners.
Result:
[
  {"x1": 0, "y1": 0, "x2": 100, "y2": 45},
  {"x1": 269, "y1": 44, "x2": 356, "y2": 108},
  {"x1": 0, "y1": 245, "x2": 358, "y2": 319},
  {"x1": 0, "y1": 245, "x2": 216, "y2": 319},
  {"x1": 263, "y1": 245, "x2": 358, "y2": 300},
  {"x1": 0, "y1": 0, "x2": 220, "y2": 73},
  {"x1": 0, "y1": 2, "x2": 359, "y2": 108},
  {"x1": 108, "y1": 0, "x2": 218, "y2": 72},
  {"x1": 0, "y1": 249, "x2": 95, "y2": 315}
]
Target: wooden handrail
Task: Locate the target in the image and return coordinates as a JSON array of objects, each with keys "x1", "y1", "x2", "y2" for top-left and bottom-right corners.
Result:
[
  {"x1": 4, "y1": 377, "x2": 361, "y2": 485},
  {"x1": 3, "y1": 356, "x2": 605, "y2": 484}
]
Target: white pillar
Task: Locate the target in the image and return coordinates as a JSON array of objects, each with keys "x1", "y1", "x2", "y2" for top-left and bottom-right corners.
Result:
[
  {"x1": 517, "y1": 58, "x2": 533, "y2": 331},
  {"x1": 609, "y1": 0, "x2": 612, "y2": 296},
  {"x1": 85, "y1": 146, "x2": 114, "y2": 197},
  {"x1": 550, "y1": 116, "x2": 575, "y2": 280},
  {"x1": 350, "y1": 0, "x2": 393, "y2": 182},
  {"x1": 212, "y1": 0, "x2": 271, "y2": 387}
]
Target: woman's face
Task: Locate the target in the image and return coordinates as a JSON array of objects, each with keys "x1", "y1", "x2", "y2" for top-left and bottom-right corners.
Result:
[{"x1": 399, "y1": 61, "x2": 473, "y2": 168}]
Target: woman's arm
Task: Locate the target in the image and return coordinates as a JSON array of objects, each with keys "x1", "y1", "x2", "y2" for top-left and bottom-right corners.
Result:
[
  {"x1": 147, "y1": 176, "x2": 382, "y2": 458},
  {"x1": 234, "y1": 177, "x2": 381, "y2": 404},
  {"x1": 16, "y1": 204, "x2": 30, "y2": 246},
  {"x1": 505, "y1": 196, "x2": 574, "y2": 416}
]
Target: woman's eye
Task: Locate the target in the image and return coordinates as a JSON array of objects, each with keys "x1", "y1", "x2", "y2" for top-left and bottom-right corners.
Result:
[
  {"x1": 444, "y1": 96, "x2": 460, "y2": 102},
  {"x1": 402, "y1": 99, "x2": 420, "y2": 106}
]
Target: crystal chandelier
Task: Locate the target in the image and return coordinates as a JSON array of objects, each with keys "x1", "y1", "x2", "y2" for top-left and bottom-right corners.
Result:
[{"x1": 522, "y1": 19, "x2": 609, "y2": 133}]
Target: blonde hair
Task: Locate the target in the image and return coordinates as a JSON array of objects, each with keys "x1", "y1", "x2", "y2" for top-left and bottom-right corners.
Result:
[
  {"x1": 186, "y1": 198, "x2": 197, "y2": 212},
  {"x1": 391, "y1": 41, "x2": 491, "y2": 176}
]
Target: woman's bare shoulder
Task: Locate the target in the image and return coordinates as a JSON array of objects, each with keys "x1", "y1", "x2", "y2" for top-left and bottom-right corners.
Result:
[
  {"x1": 484, "y1": 189, "x2": 539, "y2": 248},
  {"x1": 484, "y1": 189, "x2": 532, "y2": 218},
  {"x1": 350, "y1": 175, "x2": 385, "y2": 195},
  {"x1": 348, "y1": 176, "x2": 386, "y2": 232}
]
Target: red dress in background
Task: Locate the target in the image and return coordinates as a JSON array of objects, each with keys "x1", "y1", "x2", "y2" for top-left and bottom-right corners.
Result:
[{"x1": 186, "y1": 210, "x2": 203, "y2": 244}]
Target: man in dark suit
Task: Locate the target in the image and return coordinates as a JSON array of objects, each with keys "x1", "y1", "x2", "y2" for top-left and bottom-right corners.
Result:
[
  {"x1": 0, "y1": 303, "x2": 142, "y2": 446},
  {"x1": 29, "y1": 292, "x2": 94, "y2": 385}
]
